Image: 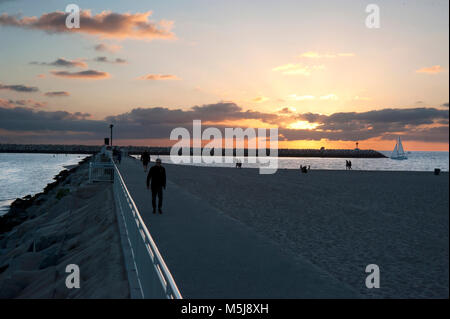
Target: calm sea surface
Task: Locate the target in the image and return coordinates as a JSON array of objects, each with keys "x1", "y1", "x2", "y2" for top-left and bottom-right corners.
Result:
[
  {"x1": 0, "y1": 153, "x2": 89, "y2": 216},
  {"x1": 1, "y1": 151, "x2": 448, "y2": 216},
  {"x1": 150, "y1": 151, "x2": 449, "y2": 172}
]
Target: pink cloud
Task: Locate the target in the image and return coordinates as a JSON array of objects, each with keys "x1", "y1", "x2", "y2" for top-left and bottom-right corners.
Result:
[
  {"x1": 416, "y1": 65, "x2": 445, "y2": 74},
  {"x1": 140, "y1": 74, "x2": 180, "y2": 81},
  {"x1": 0, "y1": 98, "x2": 47, "y2": 108},
  {"x1": 94, "y1": 43, "x2": 122, "y2": 53},
  {"x1": 0, "y1": 10, "x2": 175, "y2": 40},
  {"x1": 50, "y1": 70, "x2": 110, "y2": 79}
]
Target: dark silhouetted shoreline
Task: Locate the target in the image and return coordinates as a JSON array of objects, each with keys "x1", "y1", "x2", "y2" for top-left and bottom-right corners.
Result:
[{"x1": 0, "y1": 144, "x2": 387, "y2": 158}]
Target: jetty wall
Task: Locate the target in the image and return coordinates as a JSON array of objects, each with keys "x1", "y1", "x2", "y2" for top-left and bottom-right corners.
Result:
[
  {"x1": 0, "y1": 157, "x2": 129, "y2": 298},
  {"x1": 0, "y1": 144, "x2": 387, "y2": 158}
]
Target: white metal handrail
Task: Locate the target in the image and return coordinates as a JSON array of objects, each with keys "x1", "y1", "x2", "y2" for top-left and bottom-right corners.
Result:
[{"x1": 112, "y1": 159, "x2": 182, "y2": 299}]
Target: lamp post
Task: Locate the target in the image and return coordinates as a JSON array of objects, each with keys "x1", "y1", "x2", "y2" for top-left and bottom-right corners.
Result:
[{"x1": 109, "y1": 124, "x2": 114, "y2": 147}]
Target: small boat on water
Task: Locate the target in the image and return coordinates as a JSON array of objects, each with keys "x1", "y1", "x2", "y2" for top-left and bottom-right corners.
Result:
[{"x1": 391, "y1": 136, "x2": 408, "y2": 160}]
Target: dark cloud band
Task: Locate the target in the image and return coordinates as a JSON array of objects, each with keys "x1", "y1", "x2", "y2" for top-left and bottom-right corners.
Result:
[
  {"x1": 44, "y1": 91, "x2": 71, "y2": 97},
  {"x1": 50, "y1": 70, "x2": 110, "y2": 79},
  {"x1": 0, "y1": 103, "x2": 447, "y2": 144},
  {"x1": 30, "y1": 58, "x2": 87, "y2": 68},
  {"x1": 0, "y1": 83, "x2": 39, "y2": 93}
]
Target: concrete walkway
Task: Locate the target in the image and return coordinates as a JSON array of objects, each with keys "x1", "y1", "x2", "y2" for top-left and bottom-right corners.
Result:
[{"x1": 117, "y1": 157, "x2": 358, "y2": 298}]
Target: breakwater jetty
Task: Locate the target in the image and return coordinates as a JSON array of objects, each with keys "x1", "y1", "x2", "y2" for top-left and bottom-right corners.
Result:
[
  {"x1": 0, "y1": 156, "x2": 129, "y2": 298},
  {"x1": 0, "y1": 144, "x2": 387, "y2": 158}
]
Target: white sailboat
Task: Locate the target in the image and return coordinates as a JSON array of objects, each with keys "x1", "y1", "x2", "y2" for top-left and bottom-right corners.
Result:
[{"x1": 391, "y1": 136, "x2": 408, "y2": 160}]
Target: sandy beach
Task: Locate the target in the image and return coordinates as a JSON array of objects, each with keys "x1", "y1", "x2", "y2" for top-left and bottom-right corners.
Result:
[{"x1": 161, "y1": 163, "x2": 449, "y2": 298}]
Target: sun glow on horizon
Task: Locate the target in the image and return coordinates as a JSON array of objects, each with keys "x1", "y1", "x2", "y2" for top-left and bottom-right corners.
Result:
[{"x1": 286, "y1": 121, "x2": 320, "y2": 130}]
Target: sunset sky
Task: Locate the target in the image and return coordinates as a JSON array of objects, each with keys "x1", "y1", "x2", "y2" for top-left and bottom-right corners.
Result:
[{"x1": 0, "y1": 0, "x2": 448, "y2": 150}]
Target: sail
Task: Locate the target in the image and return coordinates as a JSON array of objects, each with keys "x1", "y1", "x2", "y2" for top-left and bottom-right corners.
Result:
[
  {"x1": 398, "y1": 137, "x2": 405, "y2": 155},
  {"x1": 392, "y1": 143, "x2": 398, "y2": 155}
]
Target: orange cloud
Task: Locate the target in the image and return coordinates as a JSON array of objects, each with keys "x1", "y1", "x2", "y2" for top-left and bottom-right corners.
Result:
[
  {"x1": 0, "y1": 99, "x2": 14, "y2": 108},
  {"x1": 272, "y1": 63, "x2": 325, "y2": 76},
  {"x1": 416, "y1": 65, "x2": 445, "y2": 74},
  {"x1": 140, "y1": 74, "x2": 180, "y2": 80},
  {"x1": 251, "y1": 96, "x2": 269, "y2": 103},
  {"x1": 51, "y1": 70, "x2": 110, "y2": 79},
  {"x1": 0, "y1": 10, "x2": 175, "y2": 40},
  {"x1": 94, "y1": 43, "x2": 122, "y2": 53}
]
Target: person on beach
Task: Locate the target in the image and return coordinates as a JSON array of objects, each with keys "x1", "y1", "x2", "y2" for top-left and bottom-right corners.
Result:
[
  {"x1": 146, "y1": 158, "x2": 166, "y2": 214},
  {"x1": 346, "y1": 160, "x2": 352, "y2": 170},
  {"x1": 141, "y1": 150, "x2": 150, "y2": 172}
]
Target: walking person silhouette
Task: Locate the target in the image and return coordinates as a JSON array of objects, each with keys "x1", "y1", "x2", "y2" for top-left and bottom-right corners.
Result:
[
  {"x1": 146, "y1": 158, "x2": 166, "y2": 214},
  {"x1": 141, "y1": 150, "x2": 150, "y2": 172}
]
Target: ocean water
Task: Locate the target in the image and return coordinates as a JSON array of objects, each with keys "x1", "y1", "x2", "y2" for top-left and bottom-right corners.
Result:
[
  {"x1": 0, "y1": 153, "x2": 89, "y2": 216},
  {"x1": 145, "y1": 151, "x2": 449, "y2": 172}
]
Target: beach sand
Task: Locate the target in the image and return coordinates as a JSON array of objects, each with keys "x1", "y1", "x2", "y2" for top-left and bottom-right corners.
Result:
[
  {"x1": 0, "y1": 161, "x2": 129, "y2": 298},
  {"x1": 163, "y1": 163, "x2": 449, "y2": 298}
]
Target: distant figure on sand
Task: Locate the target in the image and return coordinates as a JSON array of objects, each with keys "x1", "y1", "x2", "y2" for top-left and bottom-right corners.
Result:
[
  {"x1": 300, "y1": 165, "x2": 308, "y2": 173},
  {"x1": 141, "y1": 150, "x2": 150, "y2": 172},
  {"x1": 236, "y1": 159, "x2": 242, "y2": 168},
  {"x1": 146, "y1": 158, "x2": 166, "y2": 214},
  {"x1": 346, "y1": 160, "x2": 352, "y2": 170}
]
